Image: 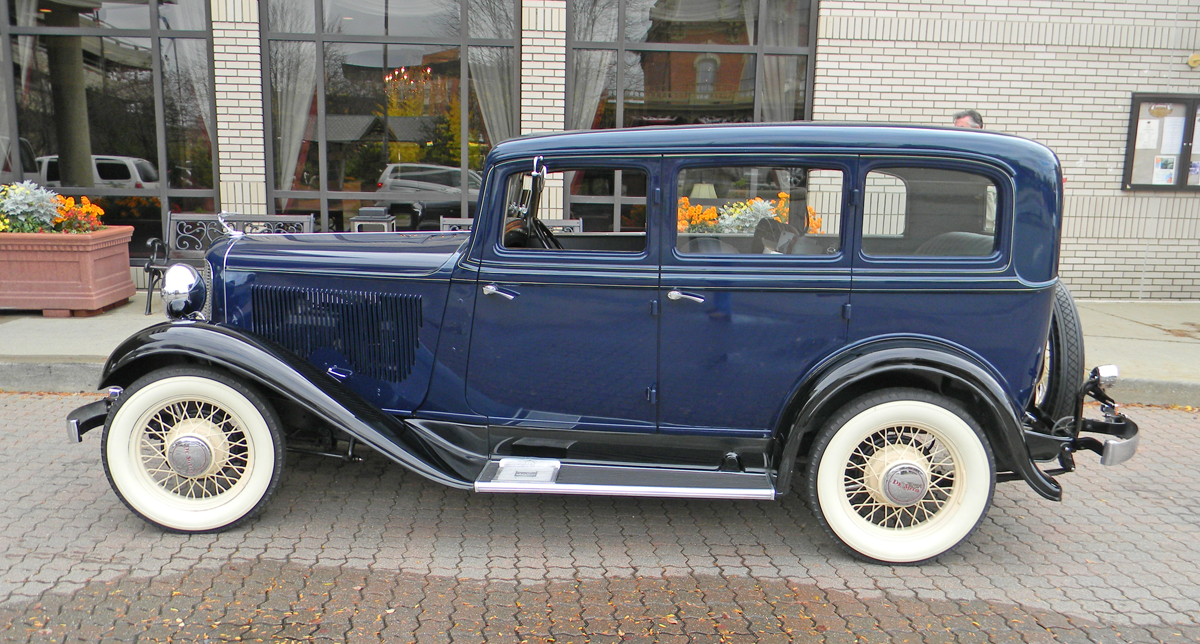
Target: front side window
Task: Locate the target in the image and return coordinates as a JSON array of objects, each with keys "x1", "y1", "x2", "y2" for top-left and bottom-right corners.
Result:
[
  {"x1": 862, "y1": 167, "x2": 998, "y2": 258},
  {"x1": 501, "y1": 166, "x2": 648, "y2": 252},
  {"x1": 676, "y1": 165, "x2": 842, "y2": 256},
  {"x1": 1123, "y1": 94, "x2": 1200, "y2": 190}
]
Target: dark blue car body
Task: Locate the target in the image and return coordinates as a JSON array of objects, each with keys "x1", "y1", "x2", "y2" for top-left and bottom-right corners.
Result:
[{"x1": 76, "y1": 123, "x2": 1139, "y2": 562}]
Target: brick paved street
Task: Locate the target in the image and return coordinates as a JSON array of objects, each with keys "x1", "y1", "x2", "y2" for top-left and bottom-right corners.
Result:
[{"x1": 1, "y1": 393, "x2": 1197, "y2": 643}]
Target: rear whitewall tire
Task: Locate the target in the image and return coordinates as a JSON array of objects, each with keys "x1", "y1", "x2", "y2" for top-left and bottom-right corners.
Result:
[
  {"x1": 102, "y1": 366, "x2": 284, "y2": 533},
  {"x1": 806, "y1": 389, "x2": 995, "y2": 564}
]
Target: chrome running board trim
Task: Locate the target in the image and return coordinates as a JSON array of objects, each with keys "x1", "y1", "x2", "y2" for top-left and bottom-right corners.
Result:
[{"x1": 474, "y1": 458, "x2": 776, "y2": 500}]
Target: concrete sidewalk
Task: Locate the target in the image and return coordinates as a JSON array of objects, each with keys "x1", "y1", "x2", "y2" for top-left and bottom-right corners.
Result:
[{"x1": 1, "y1": 295, "x2": 1197, "y2": 405}]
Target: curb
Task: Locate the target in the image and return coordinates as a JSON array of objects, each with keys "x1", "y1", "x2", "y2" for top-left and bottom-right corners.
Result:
[
  {"x1": 1108, "y1": 378, "x2": 1200, "y2": 408},
  {"x1": 0, "y1": 362, "x2": 103, "y2": 394}
]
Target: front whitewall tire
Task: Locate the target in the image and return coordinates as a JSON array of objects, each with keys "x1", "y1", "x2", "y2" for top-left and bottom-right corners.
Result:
[
  {"x1": 807, "y1": 389, "x2": 995, "y2": 564},
  {"x1": 102, "y1": 366, "x2": 284, "y2": 533}
]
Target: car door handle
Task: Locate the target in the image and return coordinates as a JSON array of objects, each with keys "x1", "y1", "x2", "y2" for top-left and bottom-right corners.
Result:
[
  {"x1": 667, "y1": 289, "x2": 705, "y2": 304},
  {"x1": 482, "y1": 283, "x2": 518, "y2": 300}
]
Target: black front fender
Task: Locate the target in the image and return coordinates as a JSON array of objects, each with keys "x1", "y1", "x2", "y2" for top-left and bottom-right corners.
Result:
[
  {"x1": 100, "y1": 321, "x2": 472, "y2": 490},
  {"x1": 774, "y1": 338, "x2": 1061, "y2": 501}
]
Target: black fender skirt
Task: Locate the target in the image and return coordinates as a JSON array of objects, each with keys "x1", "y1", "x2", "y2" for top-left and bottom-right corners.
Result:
[
  {"x1": 774, "y1": 339, "x2": 1062, "y2": 502},
  {"x1": 100, "y1": 321, "x2": 473, "y2": 490}
]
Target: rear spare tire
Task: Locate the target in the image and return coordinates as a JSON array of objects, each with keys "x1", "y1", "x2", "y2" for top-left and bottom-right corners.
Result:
[{"x1": 1034, "y1": 283, "x2": 1085, "y2": 422}]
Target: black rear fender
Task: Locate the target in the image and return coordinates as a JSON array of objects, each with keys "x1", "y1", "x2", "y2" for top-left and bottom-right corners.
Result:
[
  {"x1": 773, "y1": 338, "x2": 1061, "y2": 501},
  {"x1": 100, "y1": 322, "x2": 475, "y2": 489}
]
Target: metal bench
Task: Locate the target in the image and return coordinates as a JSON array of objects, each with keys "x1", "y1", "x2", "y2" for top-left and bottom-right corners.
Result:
[{"x1": 143, "y1": 212, "x2": 314, "y2": 314}]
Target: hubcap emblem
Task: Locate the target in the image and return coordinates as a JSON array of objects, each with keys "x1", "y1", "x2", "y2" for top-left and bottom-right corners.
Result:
[
  {"x1": 167, "y1": 436, "x2": 213, "y2": 478},
  {"x1": 881, "y1": 463, "x2": 928, "y2": 506}
]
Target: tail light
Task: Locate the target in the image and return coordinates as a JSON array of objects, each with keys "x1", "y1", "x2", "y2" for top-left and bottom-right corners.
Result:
[
  {"x1": 135, "y1": 182, "x2": 144, "y2": 189},
  {"x1": 377, "y1": 182, "x2": 384, "y2": 188}
]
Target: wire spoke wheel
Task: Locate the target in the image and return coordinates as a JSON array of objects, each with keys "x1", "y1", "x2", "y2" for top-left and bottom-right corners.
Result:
[
  {"x1": 136, "y1": 399, "x2": 250, "y2": 501},
  {"x1": 807, "y1": 389, "x2": 995, "y2": 564},
  {"x1": 103, "y1": 366, "x2": 284, "y2": 533}
]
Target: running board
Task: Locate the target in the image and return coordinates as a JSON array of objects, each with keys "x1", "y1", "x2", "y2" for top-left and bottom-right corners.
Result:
[{"x1": 474, "y1": 458, "x2": 776, "y2": 500}]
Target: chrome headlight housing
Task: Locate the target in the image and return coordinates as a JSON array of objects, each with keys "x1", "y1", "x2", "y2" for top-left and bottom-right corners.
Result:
[{"x1": 161, "y1": 264, "x2": 207, "y2": 320}]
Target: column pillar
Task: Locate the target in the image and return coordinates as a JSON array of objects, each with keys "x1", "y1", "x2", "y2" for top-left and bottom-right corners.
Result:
[
  {"x1": 520, "y1": 0, "x2": 567, "y2": 217},
  {"x1": 211, "y1": 0, "x2": 267, "y2": 214}
]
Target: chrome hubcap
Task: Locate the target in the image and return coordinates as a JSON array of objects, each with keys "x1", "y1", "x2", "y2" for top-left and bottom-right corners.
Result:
[
  {"x1": 167, "y1": 436, "x2": 214, "y2": 478},
  {"x1": 845, "y1": 426, "x2": 958, "y2": 529},
  {"x1": 880, "y1": 462, "x2": 929, "y2": 506}
]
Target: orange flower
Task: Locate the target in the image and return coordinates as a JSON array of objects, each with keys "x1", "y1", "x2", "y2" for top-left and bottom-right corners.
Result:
[
  {"x1": 54, "y1": 195, "x2": 105, "y2": 233},
  {"x1": 677, "y1": 197, "x2": 717, "y2": 232}
]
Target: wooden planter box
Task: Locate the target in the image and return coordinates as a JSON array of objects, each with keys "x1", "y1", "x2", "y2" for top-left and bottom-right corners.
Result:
[{"x1": 0, "y1": 226, "x2": 136, "y2": 317}]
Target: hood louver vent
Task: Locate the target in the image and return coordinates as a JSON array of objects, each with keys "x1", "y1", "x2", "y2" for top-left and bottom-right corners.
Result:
[{"x1": 250, "y1": 285, "x2": 422, "y2": 383}]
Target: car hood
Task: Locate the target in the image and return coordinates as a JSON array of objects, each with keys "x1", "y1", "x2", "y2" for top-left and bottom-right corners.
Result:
[{"x1": 219, "y1": 230, "x2": 471, "y2": 277}]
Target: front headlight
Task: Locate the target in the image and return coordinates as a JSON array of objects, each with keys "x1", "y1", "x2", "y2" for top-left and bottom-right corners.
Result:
[{"x1": 161, "y1": 264, "x2": 207, "y2": 320}]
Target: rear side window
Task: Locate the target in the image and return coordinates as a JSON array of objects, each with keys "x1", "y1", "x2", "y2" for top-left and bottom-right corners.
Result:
[
  {"x1": 862, "y1": 167, "x2": 998, "y2": 257},
  {"x1": 675, "y1": 165, "x2": 843, "y2": 256},
  {"x1": 134, "y1": 160, "x2": 158, "y2": 182},
  {"x1": 96, "y1": 161, "x2": 132, "y2": 181},
  {"x1": 44, "y1": 159, "x2": 59, "y2": 182}
]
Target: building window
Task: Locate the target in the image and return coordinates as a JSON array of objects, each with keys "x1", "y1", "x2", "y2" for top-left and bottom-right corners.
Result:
[
  {"x1": 1122, "y1": 94, "x2": 1200, "y2": 191},
  {"x1": 1, "y1": 0, "x2": 218, "y2": 257},
  {"x1": 264, "y1": 0, "x2": 518, "y2": 232},
  {"x1": 694, "y1": 55, "x2": 718, "y2": 99},
  {"x1": 566, "y1": 0, "x2": 816, "y2": 231}
]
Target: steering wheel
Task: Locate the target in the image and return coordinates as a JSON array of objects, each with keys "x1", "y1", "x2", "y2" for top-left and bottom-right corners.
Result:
[{"x1": 530, "y1": 217, "x2": 564, "y2": 250}]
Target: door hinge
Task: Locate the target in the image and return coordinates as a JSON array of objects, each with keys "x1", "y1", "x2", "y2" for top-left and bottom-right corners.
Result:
[
  {"x1": 842, "y1": 303, "x2": 852, "y2": 320},
  {"x1": 850, "y1": 188, "x2": 860, "y2": 208},
  {"x1": 650, "y1": 299, "x2": 659, "y2": 316},
  {"x1": 646, "y1": 384, "x2": 657, "y2": 404},
  {"x1": 653, "y1": 186, "x2": 661, "y2": 205}
]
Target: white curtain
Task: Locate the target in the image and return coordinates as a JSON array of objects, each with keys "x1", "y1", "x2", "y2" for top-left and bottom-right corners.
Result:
[
  {"x1": 269, "y1": 1, "x2": 318, "y2": 198},
  {"x1": 468, "y1": 47, "x2": 515, "y2": 144},
  {"x1": 745, "y1": 0, "x2": 804, "y2": 122},
  {"x1": 569, "y1": 50, "x2": 616, "y2": 130},
  {"x1": 161, "y1": 1, "x2": 213, "y2": 148},
  {"x1": 15, "y1": 0, "x2": 36, "y2": 106}
]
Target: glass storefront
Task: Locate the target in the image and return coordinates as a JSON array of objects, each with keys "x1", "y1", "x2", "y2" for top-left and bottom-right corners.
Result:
[
  {"x1": 2, "y1": 0, "x2": 217, "y2": 256},
  {"x1": 266, "y1": 0, "x2": 518, "y2": 230},
  {"x1": 567, "y1": 0, "x2": 817, "y2": 230}
]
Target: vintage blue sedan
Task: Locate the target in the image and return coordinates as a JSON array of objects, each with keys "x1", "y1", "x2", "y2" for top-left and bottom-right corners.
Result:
[{"x1": 68, "y1": 123, "x2": 1138, "y2": 564}]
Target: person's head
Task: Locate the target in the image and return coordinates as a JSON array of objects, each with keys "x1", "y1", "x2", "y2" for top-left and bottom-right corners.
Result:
[{"x1": 953, "y1": 110, "x2": 983, "y2": 129}]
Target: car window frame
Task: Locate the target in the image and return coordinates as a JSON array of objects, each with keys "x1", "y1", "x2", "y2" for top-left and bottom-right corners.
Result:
[
  {"x1": 663, "y1": 153, "x2": 854, "y2": 267},
  {"x1": 853, "y1": 155, "x2": 1014, "y2": 271},
  {"x1": 476, "y1": 155, "x2": 662, "y2": 267}
]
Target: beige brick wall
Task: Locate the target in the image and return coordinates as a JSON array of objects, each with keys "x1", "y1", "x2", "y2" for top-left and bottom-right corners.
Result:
[
  {"x1": 520, "y1": 0, "x2": 567, "y2": 216},
  {"x1": 814, "y1": 1, "x2": 1200, "y2": 298},
  {"x1": 211, "y1": 0, "x2": 267, "y2": 215}
]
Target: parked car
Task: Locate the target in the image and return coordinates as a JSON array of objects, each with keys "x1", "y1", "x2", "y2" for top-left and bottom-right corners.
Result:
[
  {"x1": 68, "y1": 124, "x2": 1139, "y2": 564},
  {"x1": 0, "y1": 137, "x2": 39, "y2": 184},
  {"x1": 372, "y1": 163, "x2": 481, "y2": 229},
  {"x1": 37, "y1": 154, "x2": 160, "y2": 189}
]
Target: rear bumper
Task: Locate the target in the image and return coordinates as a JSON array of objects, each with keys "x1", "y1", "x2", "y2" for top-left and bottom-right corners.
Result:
[{"x1": 1023, "y1": 366, "x2": 1140, "y2": 480}]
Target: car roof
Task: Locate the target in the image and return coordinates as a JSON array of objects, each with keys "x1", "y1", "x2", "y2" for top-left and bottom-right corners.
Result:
[{"x1": 487, "y1": 122, "x2": 1059, "y2": 177}]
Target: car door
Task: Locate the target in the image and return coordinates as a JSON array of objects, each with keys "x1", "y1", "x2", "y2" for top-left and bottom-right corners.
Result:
[
  {"x1": 657, "y1": 155, "x2": 853, "y2": 436},
  {"x1": 466, "y1": 156, "x2": 661, "y2": 434},
  {"x1": 848, "y1": 158, "x2": 1047, "y2": 404}
]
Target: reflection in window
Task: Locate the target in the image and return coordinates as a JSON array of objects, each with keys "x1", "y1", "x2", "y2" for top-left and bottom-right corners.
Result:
[
  {"x1": 862, "y1": 168, "x2": 999, "y2": 257},
  {"x1": 573, "y1": 0, "x2": 813, "y2": 130},
  {"x1": 16, "y1": 35, "x2": 157, "y2": 188},
  {"x1": 162, "y1": 38, "x2": 214, "y2": 189},
  {"x1": 267, "y1": 0, "x2": 516, "y2": 230},
  {"x1": 676, "y1": 166, "x2": 841, "y2": 255},
  {"x1": 323, "y1": 0, "x2": 458, "y2": 38}
]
